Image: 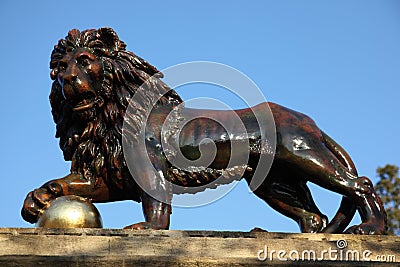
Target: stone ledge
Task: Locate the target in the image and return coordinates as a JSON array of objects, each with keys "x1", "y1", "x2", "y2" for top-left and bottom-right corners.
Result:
[{"x1": 0, "y1": 228, "x2": 399, "y2": 266}]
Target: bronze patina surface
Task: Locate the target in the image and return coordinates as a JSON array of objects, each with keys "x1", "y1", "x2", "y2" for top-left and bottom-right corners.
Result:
[{"x1": 22, "y1": 28, "x2": 387, "y2": 234}]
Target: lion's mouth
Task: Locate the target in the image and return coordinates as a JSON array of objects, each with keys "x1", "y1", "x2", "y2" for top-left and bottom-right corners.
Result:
[
  {"x1": 74, "y1": 98, "x2": 95, "y2": 111},
  {"x1": 72, "y1": 93, "x2": 103, "y2": 112}
]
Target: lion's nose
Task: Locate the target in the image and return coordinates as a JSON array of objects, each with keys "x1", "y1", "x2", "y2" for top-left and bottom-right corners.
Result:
[
  {"x1": 59, "y1": 64, "x2": 80, "y2": 101},
  {"x1": 62, "y1": 66, "x2": 78, "y2": 84}
]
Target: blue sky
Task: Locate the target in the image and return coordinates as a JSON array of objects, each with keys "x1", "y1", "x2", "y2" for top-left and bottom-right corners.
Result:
[{"x1": 0, "y1": 1, "x2": 399, "y2": 232}]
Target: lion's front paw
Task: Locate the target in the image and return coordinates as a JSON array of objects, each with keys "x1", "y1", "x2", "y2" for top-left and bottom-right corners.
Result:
[{"x1": 21, "y1": 183, "x2": 64, "y2": 224}]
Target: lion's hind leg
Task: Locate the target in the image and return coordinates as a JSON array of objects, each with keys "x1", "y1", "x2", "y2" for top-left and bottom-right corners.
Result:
[
  {"x1": 253, "y1": 175, "x2": 328, "y2": 233},
  {"x1": 284, "y1": 141, "x2": 387, "y2": 234}
]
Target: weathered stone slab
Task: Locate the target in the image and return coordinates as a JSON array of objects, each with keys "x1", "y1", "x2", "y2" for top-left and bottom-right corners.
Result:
[{"x1": 0, "y1": 228, "x2": 398, "y2": 266}]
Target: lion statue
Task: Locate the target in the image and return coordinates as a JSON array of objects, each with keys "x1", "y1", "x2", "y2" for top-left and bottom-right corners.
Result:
[{"x1": 22, "y1": 27, "x2": 387, "y2": 234}]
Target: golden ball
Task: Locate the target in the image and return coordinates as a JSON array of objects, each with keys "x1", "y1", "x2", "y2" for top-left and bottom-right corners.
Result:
[{"x1": 36, "y1": 195, "x2": 103, "y2": 228}]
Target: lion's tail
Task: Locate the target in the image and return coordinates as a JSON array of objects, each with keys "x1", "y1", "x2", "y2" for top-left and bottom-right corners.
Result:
[{"x1": 320, "y1": 131, "x2": 357, "y2": 233}]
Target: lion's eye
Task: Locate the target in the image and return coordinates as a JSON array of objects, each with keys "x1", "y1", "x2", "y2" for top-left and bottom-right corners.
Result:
[
  {"x1": 78, "y1": 55, "x2": 92, "y2": 67},
  {"x1": 81, "y1": 58, "x2": 91, "y2": 67}
]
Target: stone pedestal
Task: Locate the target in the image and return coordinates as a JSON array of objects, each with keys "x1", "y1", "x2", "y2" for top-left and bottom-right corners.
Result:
[{"x1": 0, "y1": 228, "x2": 398, "y2": 266}]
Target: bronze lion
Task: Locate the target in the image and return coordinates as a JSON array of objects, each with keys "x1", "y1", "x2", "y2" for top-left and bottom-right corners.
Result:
[{"x1": 22, "y1": 28, "x2": 387, "y2": 234}]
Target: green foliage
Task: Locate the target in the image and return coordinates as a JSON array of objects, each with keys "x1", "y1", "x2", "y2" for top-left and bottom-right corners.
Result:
[{"x1": 375, "y1": 164, "x2": 400, "y2": 235}]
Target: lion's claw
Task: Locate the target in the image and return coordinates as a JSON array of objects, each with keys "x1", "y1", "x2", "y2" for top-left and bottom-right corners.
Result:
[
  {"x1": 21, "y1": 184, "x2": 61, "y2": 224},
  {"x1": 46, "y1": 182, "x2": 63, "y2": 196},
  {"x1": 32, "y1": 188, "x2": 53, "y2": 207},
  {"x1": 21, "y1": 192, "x2": 41, "y2": 223}
]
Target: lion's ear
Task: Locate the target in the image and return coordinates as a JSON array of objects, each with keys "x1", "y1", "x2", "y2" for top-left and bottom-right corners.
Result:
[{"x1": 97, "y1": 28, "x2": 125, "y2": 52}]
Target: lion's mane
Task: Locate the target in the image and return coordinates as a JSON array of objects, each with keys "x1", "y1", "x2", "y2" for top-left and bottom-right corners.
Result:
[{"x1": 49, "y1": 28, "x2": 182, "y2": 195}]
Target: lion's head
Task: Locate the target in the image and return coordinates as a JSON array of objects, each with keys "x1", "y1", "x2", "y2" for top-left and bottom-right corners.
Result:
[{"x1": 49, "y1": 28, "x2": 182, "y2": 190}]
